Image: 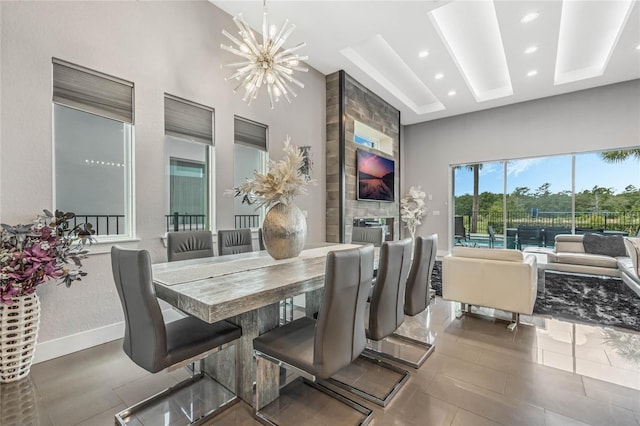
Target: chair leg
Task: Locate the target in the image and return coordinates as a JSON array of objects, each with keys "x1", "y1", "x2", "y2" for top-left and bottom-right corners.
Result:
[
  {"x1": 254, "y1": 350, "x2": 373, "y2": 425},
  {"x1": 324, "y1": 352, "x2": 410, "y2": 407},
  {"x1": 364, "y1": 333, "x2": 435, "y2": 369},
  {"x1": 507, "y1": 313, "x2": 520, "y2": 331},
  {"x1": 279, "y1": 297, "x2": 295, "y2": 325},
  {"x1": 115, "y1": 341, "x2": 240, "y2": 426},
  {"x1": 114, "y1": 372, "x2": 239, "y2": 425}
]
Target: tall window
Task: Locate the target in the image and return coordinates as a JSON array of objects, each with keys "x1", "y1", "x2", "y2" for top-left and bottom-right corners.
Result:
[
  {"x1": 53, "y1": 59, "x2": 134, "y2": 239},
  {"x1": 164, "y1": 95, "x2": 214, "y2": 232},
  {"x1": 575, "y1": 149, "x2": 640, "y2": 234},
  {"x1": 234, "y1": 117, "x2": 267, "y2": 229},
  {"x1": 451, "y1": 147, "x2": 640, "y2": 248}
]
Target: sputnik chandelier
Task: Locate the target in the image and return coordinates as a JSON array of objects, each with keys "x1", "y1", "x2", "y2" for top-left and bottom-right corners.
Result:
[{"x1": 220, "y1": 2, "x2": 308, "y2": 109}]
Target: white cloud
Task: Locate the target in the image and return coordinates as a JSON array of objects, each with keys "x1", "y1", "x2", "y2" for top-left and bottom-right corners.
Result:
[
  {"x1": 507, "y1": 159, "x2": 542, "y2": 177},
  {"x1": 479, "y1": 163, "x2": 499, "y2": 176}
]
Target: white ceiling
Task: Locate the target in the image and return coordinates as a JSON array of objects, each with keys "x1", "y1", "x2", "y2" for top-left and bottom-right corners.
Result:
[{"x1": 211, "y1": 0, "x2": 640, "y2": 125}]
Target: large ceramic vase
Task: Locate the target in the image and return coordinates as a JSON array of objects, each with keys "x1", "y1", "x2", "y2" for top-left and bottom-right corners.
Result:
[
  {"x1": 262, "y1": 202, "x2": 307, "y2": 260},
  {"x1": 0, "y1": 293, "x2": 41, "y2": 383}
]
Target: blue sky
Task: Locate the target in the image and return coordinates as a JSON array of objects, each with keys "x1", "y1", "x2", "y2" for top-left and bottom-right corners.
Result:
[{"x1": 455, "y1": 152, "x2": 640, "y2": 195}]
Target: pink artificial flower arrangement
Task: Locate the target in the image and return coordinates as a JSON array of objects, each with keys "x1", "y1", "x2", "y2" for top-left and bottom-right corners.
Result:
[{"x1": 0, "y1": 210, "x2": 94, "y2": 305}]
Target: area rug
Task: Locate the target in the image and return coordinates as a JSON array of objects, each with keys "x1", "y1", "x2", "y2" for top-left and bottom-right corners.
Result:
[{"x1": 430, "y1": 261, "x2": 640, "y2": 332}]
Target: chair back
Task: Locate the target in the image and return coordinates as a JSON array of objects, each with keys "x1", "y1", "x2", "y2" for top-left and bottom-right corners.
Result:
[
  {"x1": 218, "y1": 229, "x2": 253, "y2": 255},
  {"x1": 258, "y1": 228, "x2": 266, "y2": 250},
  {"x1": 351, "y1": 227, "x2": 384, "y2": 247},
  {"x1": 404, "y1": 235, "x2": 438, "y2": 316},
  {"x1": 517, "y1": 226, "x2": 543, "y2": 248},
  {"x1": 167, "y1": 231, "x2": 213, "y2": 262},
  {"x1": 111, "y1": 246, "x2": 167, "y2": 373},
  {"x1": 487, "y1": 226, "x2": 495, "y2": 240},
  {"x1": 368, "y1": 238, "x2": 412, "y2": 341},
  {"x1": 454, "y1": 217, "x2": 466, "y2": 239},
  {"x1": 575, "y1": 227, "x2": 604, "y2": 235},
  {"x1": 314, "y1": 245, "x2": 374, "y2": 379},
  {"x1": 543, "y1": 227, "x2": 571, "y2": 247}
]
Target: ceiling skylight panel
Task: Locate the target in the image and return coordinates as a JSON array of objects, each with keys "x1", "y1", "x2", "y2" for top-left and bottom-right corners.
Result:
[
  {"x1": 340, "y1": 35, "x2": 445, "y2": 115},
  {"x1": 554, "y1": 0, "x2": 635, "y2": 85},
  {"x1": 429, "y1": 0, "x2": 513, "y2": 102}
]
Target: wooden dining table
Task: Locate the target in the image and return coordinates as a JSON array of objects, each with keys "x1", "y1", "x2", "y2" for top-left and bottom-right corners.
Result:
[{"x1": 152, "y1": 243, "x2": 367, "y2": 405}]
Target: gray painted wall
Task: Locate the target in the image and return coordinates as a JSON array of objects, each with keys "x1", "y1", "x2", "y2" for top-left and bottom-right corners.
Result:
[
  {"x1": 0, "y1": 1, "x2": 326, "y2": 345},
  {"x1": 402, "y1": 79, "x2": 640, "y2": 252}
]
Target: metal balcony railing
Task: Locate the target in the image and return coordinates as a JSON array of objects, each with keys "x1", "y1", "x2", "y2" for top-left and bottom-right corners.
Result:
[
  {"x1": 165, "y1": 213, "x2": 207, "y2": 232},
  {"x1": 234, "y1": 214, "x2": 260, "y2": 229}
]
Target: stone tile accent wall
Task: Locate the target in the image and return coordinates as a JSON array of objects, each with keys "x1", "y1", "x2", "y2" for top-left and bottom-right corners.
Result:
[{"x1": 326, "y1": 71, "x2": 400, "y2": 243}]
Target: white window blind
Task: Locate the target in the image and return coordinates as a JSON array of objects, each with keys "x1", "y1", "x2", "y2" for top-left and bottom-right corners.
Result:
[
  {"x1": 164, "y1": 95, "x2": 214, "y2": 145},
  {"x1": 52, "y1": 59, "x2": 134, "y2": 124},
  {"x1": 234, "y1": 116, "x2": 267, "y2": 151}
]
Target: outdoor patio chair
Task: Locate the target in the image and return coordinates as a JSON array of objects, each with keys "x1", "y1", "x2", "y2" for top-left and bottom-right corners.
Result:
[
  {"x1": 543, "y1": 226, "x2": 571, "y2": 247},
  {"x1": 516, "y1": 226, "x2": 543, "y2": 250},
  {"x1": 454, "y1": 216, "x2": 468, "y2": 246},
  {"x1": 487, "y1": 226, "x2": 496, "y2": 248},
  {"x1": 575, "y1": 227, "x2": 604, "y2": 235}
]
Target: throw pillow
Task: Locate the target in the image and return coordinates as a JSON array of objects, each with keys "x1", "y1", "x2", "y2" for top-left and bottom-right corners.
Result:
[{"x1": 582, "y1": 233, "x2": 627, "y2": 257}]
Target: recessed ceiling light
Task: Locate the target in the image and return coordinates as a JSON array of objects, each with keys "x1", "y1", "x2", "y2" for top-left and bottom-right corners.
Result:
[
  {"x1": 636, "y1": 44, "x2": 640, "y2": 50},
  {"x1": 435, "y1": 73, "x2": 444, "y2": 80},
  {"x1": 524, "y1": 46, "x2": 538, "y2": 54},
  {"x1": 527, "y1": 70, "x2": 538, "y2": 77},
  {"x1": 418, "y1": 50, "x2": 430, "y2": 58},
  {"x1": 448, "y1": 90, "x2": 456, "y2": 96},
  {"x1": 520, "y1": 12, "x2": 539, "y2": 23}
]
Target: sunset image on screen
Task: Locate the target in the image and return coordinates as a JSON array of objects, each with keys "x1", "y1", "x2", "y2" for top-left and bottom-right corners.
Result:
[{"x1": 357, "y1": 149, "x2": 394, "y2": 202}]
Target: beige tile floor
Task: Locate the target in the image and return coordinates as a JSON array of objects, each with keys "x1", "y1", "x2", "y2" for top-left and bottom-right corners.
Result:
[{"x1": 2, "y1": 297, "x2": 640, "y2": 426}]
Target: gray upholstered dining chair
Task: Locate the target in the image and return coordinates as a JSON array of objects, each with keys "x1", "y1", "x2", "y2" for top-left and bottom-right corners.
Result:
[
  {"x1": 167, "y1": 230, "x2": 214, "y2": 262},
  {"x1": 253, "y1": 245, "x2": 374, "y2": 425},
  {"x1": 258, "y1": 228, "x2": 266, "y2": 251},
  {"x1": 110, "y1": 246, "x2": 242, "y2": 425},
  {"x1": 351, "y1": 227, "x2": 384, "y2": 247},
  {"x1": 328, "y1": 238, "x2": 412, "y2": 407},
  {"x1": 395, "y1": 234, "x2": 438, "y2": 368},
  {"x1": 218, "y1": 228, "x2": 253, "y2": 256},
  {"x1": 405, "y1": 234, "x2": 438, "y2": 316}
]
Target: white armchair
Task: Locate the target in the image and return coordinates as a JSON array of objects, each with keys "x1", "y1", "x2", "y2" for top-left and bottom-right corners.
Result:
[{"x1": 442, "y1": 247, "x2": 538, "y2": 329}]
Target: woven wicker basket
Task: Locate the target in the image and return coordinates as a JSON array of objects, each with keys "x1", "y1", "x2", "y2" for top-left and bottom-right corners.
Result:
[{"x1": 0, "y1": 293, "x2": 41, "y2": 383}]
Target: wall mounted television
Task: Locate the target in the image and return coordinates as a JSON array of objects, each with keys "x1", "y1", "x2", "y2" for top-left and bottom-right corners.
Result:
[{"x1": 356, "y1": 149, "x2": 395, "y2": 202}]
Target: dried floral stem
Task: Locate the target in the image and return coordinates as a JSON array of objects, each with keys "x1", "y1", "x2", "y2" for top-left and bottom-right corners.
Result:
[
  {"x1": 401, "y1": 186, "x2": 427, "y2": 239},
  {"x1": 233, "y1": 135, "x2": 316, "y2": 210}
]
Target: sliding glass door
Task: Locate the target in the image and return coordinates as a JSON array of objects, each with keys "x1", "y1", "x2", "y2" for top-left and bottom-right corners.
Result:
[
  {"x1": 451, "y1": 147, "x2": 640, "y2": 248},
  {"x1": 453, "y1": 161, "x2": 504, "y2": 247}
]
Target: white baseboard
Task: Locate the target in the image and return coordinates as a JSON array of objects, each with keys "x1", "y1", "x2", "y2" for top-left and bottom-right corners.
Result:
[
  {"x1": 33, "y1": 308, "x2": 184, "y2": 364},
  {"x1": 33, "y1": 321, "x2": 125, "y2": 364}
]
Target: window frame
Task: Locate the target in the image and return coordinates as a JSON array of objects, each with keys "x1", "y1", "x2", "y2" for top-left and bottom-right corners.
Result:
[
  {"x1": 51, "y1": 60, "x2": 136, "y2": 243},
  {"x1": 163, "y1": 94, "x2": 215, "y2": 234},
  {"x1": 233, "y1": 116, "x2": 269, "y2": 229}
]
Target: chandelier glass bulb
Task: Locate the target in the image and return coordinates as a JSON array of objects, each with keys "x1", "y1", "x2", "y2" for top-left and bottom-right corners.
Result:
[{"x1": 220, "y1": 5, "x2": 309, "y2": 109}]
